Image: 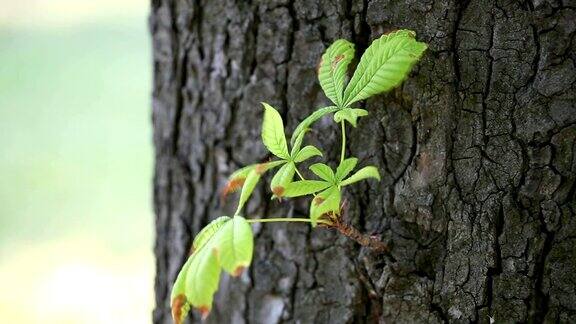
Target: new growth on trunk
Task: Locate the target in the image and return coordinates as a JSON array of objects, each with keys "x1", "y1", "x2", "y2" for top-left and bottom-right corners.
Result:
[{"x1": 170, "y1": 30, "x2": 427, "y2": 322}]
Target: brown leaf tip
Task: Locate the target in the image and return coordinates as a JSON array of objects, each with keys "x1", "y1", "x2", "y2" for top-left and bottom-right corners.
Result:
[
  {"x1": 313, "y1": 196, "x2": 325, "y2": 206},
  {"x1": 255, "y1": 163, "x2": 267, "y2": 175},
  {"x1": 272, "y1": 186, "x2": 285, "y2": 197},
  {"x1": 198, "y1": 305, "x2": 211, "y2": 320},
  {"x1": 332, "y1": 54, "x2": 344, "y2": 69},
  {"x1": 222, "y1": 177, "x2": 246, "y2": 199},
  {"x1": 232, "y1": 266, "x2": 245, "y2": 277},
  {"x1": 171, "y1": 294, "x2": 187, "y2": 324}
]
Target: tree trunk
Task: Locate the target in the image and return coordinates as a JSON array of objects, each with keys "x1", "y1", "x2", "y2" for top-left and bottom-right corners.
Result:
[{"x1": 150, "y1": 1, "x2": 576, "y2": 323}]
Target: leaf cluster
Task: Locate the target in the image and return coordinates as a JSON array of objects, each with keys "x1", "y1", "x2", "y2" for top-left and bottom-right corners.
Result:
[{"x1": 172, "y1": 29, "x2": 427, "y2": 322}]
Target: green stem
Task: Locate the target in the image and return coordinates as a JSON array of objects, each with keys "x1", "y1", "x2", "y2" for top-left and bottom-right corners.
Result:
[
  {"x1": 247, "y1": 217, "x2": 330, "y2": 225},
  {"x1": 295, "y1": 167, "x2": 306, "y2": 181},
  {"x1": 295, "y1": 166, "x2": 319, "y2": 198},
  {"x1": 340, "y1": 120, "x2": 346, "y2": 164}
]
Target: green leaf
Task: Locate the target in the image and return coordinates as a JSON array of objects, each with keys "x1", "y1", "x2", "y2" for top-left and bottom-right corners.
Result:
[
  {"x1": 214, "y1": 216, "x2": 254, "y2": 276},
  {"x1": 228, "y1": 164, "x2": 255, "y2": 180},
  {"x1": 294, "y1": 145, "x2": 323, "y2": 163},
  {"x1": 171, "y1": 258, "x2": 192, "y2": 324},
  {"x1": 222, "y1": 164, "x2": 257, "y2": 197},
  {"x1": 335, "y1": 157, "x2": 358, "y2": 182},
  {"x1": 236, "y1": 170, "x2": 260, "y2": 214},
  {"x1": 309, "y1": 163, "x2": 335, "y2": 182},
  {"x1": 340, "y1": 166, "x2": 381, "y2": 186},
  {"x1": 270, "y1": 162, "x2": 295, "y2": 198},
  {"x1": 290, "y1": 127, "x2": 308, "y2": 157},
  {"x1": 184, "y1": 240, "x2": 220, "y2": 319},
  {"x1": 283, "y1": 180, "x2": 331, "y2": 197},
  {"x1": 318, "y1": 39, "x2": 355, "y2": 106},
  {"x1": 191, "y1": 216, "x2": 231, "y2": 253},
  {"x1": 333, "y1": 108, "x2": 368, "y2": 127},
  {"x1": 343, "y1": 30, "x2": 427, "y2": 106},
  {"x1": 290, "y1": 106, "x2": 340, "y2": 145},
  {"x1": 309, "y1": 186, "x2": 341, "y2": 226},
  {"x1": 261, "y1": 102, "x2": 289, "y2": 159},
  {"x1": 171, "y1": 216, "x2": 255, "y2": 322},
  {"x1": 171, "y1": 216, "x2": 231, "y2": 321},
  {"x1": 257, "y1": 160, "x2": 286, "y2": 173},
  {"x1": 235, "y1": 161, "x2": 284, "y2": 214}
]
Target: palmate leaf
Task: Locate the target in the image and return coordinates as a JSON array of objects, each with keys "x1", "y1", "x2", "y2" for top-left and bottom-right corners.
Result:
[
  {"x1": 171, "y1": 216, "x2": 254, "y2": 323},
  {"x1": 318, "y1": 39, "x2": 355, "y2": 107},
  {"x1": 290, "y1": 106, "x2": 340, "y2": 145},
  {"x1": 259, "y1": 103, "x2": 325, "y2": 199},
  {"x1": 283, "y1": 180, "x2": 331, "y2": 197},
  {"x1": 340, "y1": 166, "x2": 381, "y2": 186},
  {"x1": 343, "y1": 30, "x2": 427, "y2": 107},
  {"x1": 333, "y1": 108, "x2": 368, "y2": 127},
  {"x1": 261, "y1": 102, "x2": 289, "y2": 159}
]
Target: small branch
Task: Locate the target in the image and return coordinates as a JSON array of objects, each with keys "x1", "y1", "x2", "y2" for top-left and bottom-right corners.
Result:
[
  {"x1": 328, "y1": 218, "x2": 389, "y2": 253},
  {"x1": 247, "y1": 217, "x2": 330, "y2": 225},
  {"x1": 294, "y1": 167, "x2": 319, "y2": 198}
]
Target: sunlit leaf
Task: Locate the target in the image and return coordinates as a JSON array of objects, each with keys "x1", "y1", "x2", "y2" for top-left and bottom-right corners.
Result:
[
  {"x1": 333, "y1": 108, "x2": 368, "y2": 127},
  {"x1": 261, "y1": 102, "x2": 289, "y2": 159},
  {"x1": 309, "y1": 163, "x2": 335, "y2": 183},
  {"x1": 214, "y1": 216, "x2": 254, "y2": 276},
  {"x1": 270, "y1": 162, "x2": 295, "y2": 198},
  {"x1": 340, "y1": 166, "x2": 381, "y2": 186},
  {"x1": 290, "y1": 106, "x2": 339, "y2": 145},
  {"x1": 191, "y1": 216, "x2": 231, "y2": 254},
  {"x1": 171, "y1": 216, "x2": 254, "y2": 322},
  {"x1": 343, "y1": 30, "x2": 427, "y2": 106},
  {"x1": 335, "y1": 157, "x2": 358, "y2": 182},
  {"x1": 283, "y1": 180, "x2": 331, "y2": 197},
  {"x1": 184, "y1": 242, "x2": 220, "y2": 319},
  {"x1": 294, "y1": 145, "x2": 323, "y2": 163},
  {"x1": 318, "y1": 39, "x2": 355, "y2": 106}
]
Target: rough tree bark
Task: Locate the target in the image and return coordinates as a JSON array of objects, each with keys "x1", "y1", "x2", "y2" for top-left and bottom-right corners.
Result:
[{"x1": 151, "y1": 1, "x2": 576, "y2": 323}]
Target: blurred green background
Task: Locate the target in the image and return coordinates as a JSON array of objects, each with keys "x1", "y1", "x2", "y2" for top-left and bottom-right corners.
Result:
[{"x1": 0, "y1": 1, "x2": 153, "y2": 322}]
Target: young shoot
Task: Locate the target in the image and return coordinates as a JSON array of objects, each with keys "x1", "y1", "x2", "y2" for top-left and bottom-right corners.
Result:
[{"x1": 171, "y1": 29, "x2": 427, "y2": 323}]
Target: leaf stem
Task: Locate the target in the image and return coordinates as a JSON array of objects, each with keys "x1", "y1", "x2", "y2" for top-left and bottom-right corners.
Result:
[
  {"x1": 247, "y1": 217, "x2": 330, "y2": 225},
  {"x1": 340, "y1": 120, "x2": 346, "y2": 164},
  {"x1": 295, "y1": 168, "x2": 306, "y2": 181}
]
